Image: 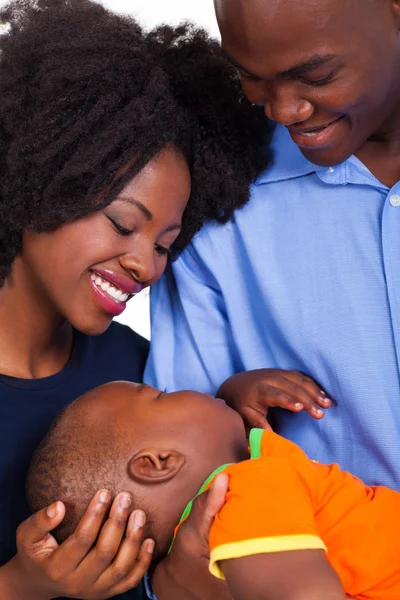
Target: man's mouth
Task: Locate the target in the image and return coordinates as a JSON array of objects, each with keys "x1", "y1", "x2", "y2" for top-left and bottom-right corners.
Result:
[{"x1": 288, "y1": 116, "x2": 344, "y2": 149}]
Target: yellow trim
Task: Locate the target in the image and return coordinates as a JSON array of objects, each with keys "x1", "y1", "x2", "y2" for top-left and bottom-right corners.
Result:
[{"x1": 209, "y1": 535, "x2": 327, "y2": 579}]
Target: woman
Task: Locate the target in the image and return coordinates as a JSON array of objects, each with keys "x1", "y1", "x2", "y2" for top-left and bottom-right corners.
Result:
[{"x1": 0, "y1": 0, "x2": 269, "y2": 597}]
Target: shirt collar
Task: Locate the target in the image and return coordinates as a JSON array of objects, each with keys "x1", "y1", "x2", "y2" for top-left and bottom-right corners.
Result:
[{"x1": 255, "y1": 124, "x2": 388, "y2": 192}]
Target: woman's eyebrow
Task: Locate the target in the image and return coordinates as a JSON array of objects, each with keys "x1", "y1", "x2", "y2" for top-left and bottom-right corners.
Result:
[{"x1": 118, "y1": 197, "x2": 153, "y2": 221}]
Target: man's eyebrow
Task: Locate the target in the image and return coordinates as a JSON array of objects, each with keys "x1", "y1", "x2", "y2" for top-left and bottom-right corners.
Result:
[
  {"x1": 223, "y1": 51, "x2": 336, "y2": 80},
  {"x1": 278, "y1": 54, "x2": 337, "y2": 78},
  {"x1": 222, "y1": 50, "x2": 263, "y2": 79}
]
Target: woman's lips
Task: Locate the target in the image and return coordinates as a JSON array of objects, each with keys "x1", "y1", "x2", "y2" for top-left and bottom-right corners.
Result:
[
  {"x1": 288, "y1": 116, "x2": 344, "y2": 150},
  {"x1": 88, "y1": 270, "x2": 142, "y2": 317}
]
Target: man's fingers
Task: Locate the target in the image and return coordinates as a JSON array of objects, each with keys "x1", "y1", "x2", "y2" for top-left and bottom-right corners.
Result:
[{"x1": 16, "y1": 501, "x2": 65, "y2": 550}]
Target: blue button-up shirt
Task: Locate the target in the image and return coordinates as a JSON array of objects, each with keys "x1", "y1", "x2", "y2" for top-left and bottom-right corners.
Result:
[{"x1": 145, "y1": 125, "x2": 400, "y2": 490}]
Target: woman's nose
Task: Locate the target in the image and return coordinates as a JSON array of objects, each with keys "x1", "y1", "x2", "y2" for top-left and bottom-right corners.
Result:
[{"x1": 119, "y1": 248, "x2": 156, "y2": 284}]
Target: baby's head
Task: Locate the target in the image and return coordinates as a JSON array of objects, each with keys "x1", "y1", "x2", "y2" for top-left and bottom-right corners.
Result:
[{"x1": 27, "y1": 382, "x2": 247, "y2": 559}]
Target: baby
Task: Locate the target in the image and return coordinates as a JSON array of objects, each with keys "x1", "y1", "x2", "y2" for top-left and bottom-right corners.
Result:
[{"x1": 27, "y1": 382, "x2": 400, "y2": 600}]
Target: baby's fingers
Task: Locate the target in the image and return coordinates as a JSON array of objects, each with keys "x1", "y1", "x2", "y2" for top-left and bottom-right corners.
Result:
[
  {"x1": 283, "y1": 371, "x2": 332, "y2": 415},
  {"x1": 272, "y1": 385, "x2": 327, "y2": 419},
  {"x1": 242, "y1": 405, "x2": 271, "y2": 431}
]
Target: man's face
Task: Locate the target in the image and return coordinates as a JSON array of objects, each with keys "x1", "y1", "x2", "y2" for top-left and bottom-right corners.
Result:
[{"x1": 215, "y1": 0, "x2": 400, "y2": 166}]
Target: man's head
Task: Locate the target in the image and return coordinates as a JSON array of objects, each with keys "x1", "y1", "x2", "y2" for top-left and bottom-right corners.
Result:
[
  {"x1": 215, "y1": 0, "x2": 400, "y2": 166},
  {"x1": 27, "y1": 382, "x2": 247, "y2": 559}
]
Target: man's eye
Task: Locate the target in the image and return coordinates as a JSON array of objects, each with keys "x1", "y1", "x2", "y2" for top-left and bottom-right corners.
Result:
[
  {"x1": 240, "y1": 71, "x2": 262, "y2": 83},
  {"x1": 300, "y1": 72, "x2": 335, "y2": 87},
  {"x1": 155, "y1": 243, "x2": 172, "y2": 257},
  {"x1": 107, "y1": 216, "x2": 133, "y2": 236}
]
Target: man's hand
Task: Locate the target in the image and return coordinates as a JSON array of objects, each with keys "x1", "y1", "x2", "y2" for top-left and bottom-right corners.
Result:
[
  {"x1": 152, "y1": 474, "x2": 233, "y2": 600},
  {"x1": 0, "y1": 490, "x2": 154, "y2": 600},
  {"x1": 217, "y1": 369, "x2": 332, "y2": 431}
]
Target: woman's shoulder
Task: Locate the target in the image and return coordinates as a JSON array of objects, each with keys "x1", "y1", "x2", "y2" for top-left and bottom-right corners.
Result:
[{"x1": 74, "y1": 322, "x2": 149, "y2": 383}]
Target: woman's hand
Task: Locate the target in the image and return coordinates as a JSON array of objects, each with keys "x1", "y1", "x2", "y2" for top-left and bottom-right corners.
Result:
[
  {"x1": 1, "y1": 490, "x2": 154, "y2": 600},
  {"x1": 217, "y1": 369, "x2": 332, "y2": 431},
  {"x1": 152, "y1": 473, "x2": 233, "y2": 600}
]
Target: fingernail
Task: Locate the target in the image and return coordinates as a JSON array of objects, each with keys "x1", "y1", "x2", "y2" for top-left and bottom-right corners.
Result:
[
  {"x1": 47, "y1": 501, "x2": 60, "y2": 518},
  {"x1": 119, "y1": 493, "x2": 132, "y2": 510},
  {"x1": 315, "y1": 408, "x2": 324, "y2": 416},
  {"x1": 133, "y1": 509, "x2": 145, "y2": 528},
  {"x1": 323, "y1": 397, "x2": 332, "y2": 404},
  {"x1": 99, "y1": 490, "x2": 110, "y2": 504},
  {"x1": 146, "y1": 539, "x2": 155, "y2": 554},
  {"x1": 294, "y1": 403, "x2": 303, "y2": 409},
  {"x1": 320, "y1": 390, "x2": 326, "y2": 396}
]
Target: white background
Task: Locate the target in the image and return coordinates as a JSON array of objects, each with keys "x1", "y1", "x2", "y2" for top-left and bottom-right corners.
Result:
[{"x1": 0, "y1": 0, "x2": 220, "y2": 339}]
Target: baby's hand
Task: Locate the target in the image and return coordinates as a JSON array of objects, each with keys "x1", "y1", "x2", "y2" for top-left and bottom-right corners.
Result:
[
  {"x1": 217, "y1": 369, "x2": 332, "y2": 431},
  {"x1": 10, "y1": 490, "x2": 153, "y2": 599}
]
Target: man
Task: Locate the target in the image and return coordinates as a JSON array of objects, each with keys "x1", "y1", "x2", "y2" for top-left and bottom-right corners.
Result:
[{"x1": 147, "y1": 0, "x2": 400, "y2": 597}]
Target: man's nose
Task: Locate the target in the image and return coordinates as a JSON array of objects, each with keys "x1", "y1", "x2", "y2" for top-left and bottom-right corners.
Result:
[
  {"x1": 243, "y1": 79, "x2": 314, "y2": 126},
  {"x1": 263, "y1": 83, "x2": 314, "y2": 126}
]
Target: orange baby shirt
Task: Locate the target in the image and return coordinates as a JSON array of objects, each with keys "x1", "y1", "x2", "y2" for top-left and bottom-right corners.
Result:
[{"x1": 206, "y1": 429, "x2": 400, "y2": 599}]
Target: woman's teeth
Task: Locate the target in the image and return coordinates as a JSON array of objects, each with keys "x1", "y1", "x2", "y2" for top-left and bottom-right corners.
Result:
[{"x1": 90, "y1": 273, "x2": 130, "y2": 303}]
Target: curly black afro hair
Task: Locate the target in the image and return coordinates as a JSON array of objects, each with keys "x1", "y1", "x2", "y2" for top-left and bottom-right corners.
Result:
[{"x1": 0, "y1": 0, "x2": 272, "y2": 287}]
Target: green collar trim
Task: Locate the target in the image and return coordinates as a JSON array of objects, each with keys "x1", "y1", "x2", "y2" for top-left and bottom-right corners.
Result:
[
  {"x1": 249, "y1": 428, "x2": 264, "y2": 459},
  {"x1": 168, "y1": 463, "x2": 232, "y2": 554},
  {"x1": 168, "y1": 429, "x2": 265, "y2": 554}
]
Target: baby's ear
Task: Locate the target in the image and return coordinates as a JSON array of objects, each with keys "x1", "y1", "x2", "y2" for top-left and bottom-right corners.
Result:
[{"x1": 128, "y1": 449, "x2": 185, "y2": 484}]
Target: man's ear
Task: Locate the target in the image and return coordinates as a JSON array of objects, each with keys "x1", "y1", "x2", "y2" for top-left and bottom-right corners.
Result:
[
  {"x1": 392, "y1": 0, "x2": 400, "y2": 26},
  {"x1": 128, "y1": 448, "x2": 186, "y2": 484}
]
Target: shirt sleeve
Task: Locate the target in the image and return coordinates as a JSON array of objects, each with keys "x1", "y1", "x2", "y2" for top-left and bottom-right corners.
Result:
[
  {"x1": 144, "y1": 244, "x2": 242, "y2": 393},
  {"x1": 209, "y1": 455, "x2": 326, "y2": 579},
  {"x1": 143, "y1": 572, "x2": 157, "y2": 600}
]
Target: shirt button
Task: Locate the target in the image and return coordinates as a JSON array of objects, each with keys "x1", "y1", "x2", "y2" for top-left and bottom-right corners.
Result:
[
  {"x1": 327, "y1": 167, "x2": 334, "y2": 173},
  {"x1": 389, "y1": 194, "x2": 400, "y2": 207}
]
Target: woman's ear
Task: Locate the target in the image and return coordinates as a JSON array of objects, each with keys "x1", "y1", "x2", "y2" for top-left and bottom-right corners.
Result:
[{"x1": 128, "y1": 448, "x2": 186, "y2": 484}]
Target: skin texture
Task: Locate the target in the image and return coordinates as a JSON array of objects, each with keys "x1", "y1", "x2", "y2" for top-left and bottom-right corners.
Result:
[
  {"x1": 0, "y1": 145, "x2": 190, "y2": 599},
  {"x1": 215, "y1": 0, "x2": 400, "y2": 185}
]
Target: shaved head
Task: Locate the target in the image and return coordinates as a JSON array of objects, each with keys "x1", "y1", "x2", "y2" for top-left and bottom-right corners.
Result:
[
  {"x1": 27, "y1": 387, "x2": 124, "y2": 541},
  {"x1": 214, "y1": 0, "x2": 400, "y2": 168}
]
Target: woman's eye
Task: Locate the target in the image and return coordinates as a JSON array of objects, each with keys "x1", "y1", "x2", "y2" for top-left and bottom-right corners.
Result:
[{"x1": 107, "y1": 216, "x2": 133, "y2": 236}]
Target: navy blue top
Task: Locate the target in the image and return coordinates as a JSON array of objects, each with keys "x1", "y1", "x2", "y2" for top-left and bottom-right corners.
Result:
[{"x1": 0, "y1": 321, "x2": 148, "y2": 599}]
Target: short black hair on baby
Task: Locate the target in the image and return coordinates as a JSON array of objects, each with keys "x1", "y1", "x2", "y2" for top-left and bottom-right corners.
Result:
[{"x1": 0, "y1": 0, "x2": 271, "y2": 286}]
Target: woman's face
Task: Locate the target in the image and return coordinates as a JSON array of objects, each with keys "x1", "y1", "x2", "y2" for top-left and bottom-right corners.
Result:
[{"x1": 18, "y1": 145, "x2": 191, "y2": 335}]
